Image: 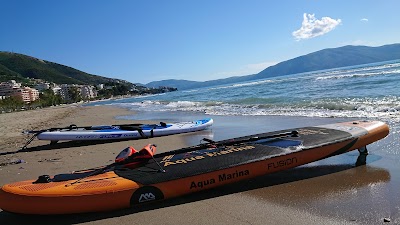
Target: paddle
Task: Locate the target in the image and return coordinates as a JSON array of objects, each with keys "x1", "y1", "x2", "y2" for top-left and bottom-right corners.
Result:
[
  {"x1": 23, "y1": 122, "x2": 165, "y2": 134},
  {"x1": 33, "y1": 130, "x2": 298, "y2": 185},
  {"x1": 30, "y1": 144, "x2": 163, "y2": 186},
  {"x1": 158, "y1": 130, "x2": 299, "y2": 157},
  {"x1": 204, "y1": 130, "x2": 299, "y2": 146},
  {"x1": 21, "y1": 122, "x2": 168, "y2": 149},
  {"x1": 63, "y1": 144, "x2": 163, "y2": 186}
]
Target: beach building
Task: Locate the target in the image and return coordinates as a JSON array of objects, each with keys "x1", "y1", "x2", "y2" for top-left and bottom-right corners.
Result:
[
  {"x1": 35, "y1": 83, "x2": 50, "y2": 92},
  {"x1": 25, "y1": 87, "x2": 40, "y2": 102},
  {"x1": 52, "y1": 86, "x2": 62, "y2": 95},
  {"x1": 0, "y1": 80, "x2": 40, "y2": 103},
  {"x1": 80, "y1": 85, "x2": 97, "y2": 99},
  {"x1": 59, "y1": 84, "x2": 75, "y2": 101},
  {"x1": 0, "y1": 80, "x2": 21, "y2": 93},
  {"x1": 97, "y1": 84, "x2": 104, "y2": 90},
  {"x1": 58, "y1": 84, "x2": 97, "y2": 101}
]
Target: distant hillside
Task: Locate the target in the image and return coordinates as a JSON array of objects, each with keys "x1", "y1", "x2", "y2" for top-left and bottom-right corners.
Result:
[
  {"x1": 146, "y1": 76, "x2": 252, "y2": 90},
  {"x1": 146, "y1": 43, "x2": 400, "y2": 90},
  {"x1": 0, "y1": 52, "x2": 126, "y2": 85},
  {"x1": 254, "y1": 44, "x2": 400, "y2": 80}
]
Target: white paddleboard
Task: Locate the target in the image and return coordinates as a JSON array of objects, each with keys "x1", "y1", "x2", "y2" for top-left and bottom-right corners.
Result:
[{"x1": 36, "y1": 118, "x2": 213, "y2": 141}]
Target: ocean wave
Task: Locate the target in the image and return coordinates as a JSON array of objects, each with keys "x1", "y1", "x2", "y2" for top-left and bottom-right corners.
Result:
[
  {"x1": 312, "y1": 61, "x2": 400, "y2": 77},
  {"x1": 206, "y1": 79, "x2": 276, "y2": 91},
  {"x1": 227, "y1": 79, "x2": 276, "y2": 88},
  {"x1": 110, "y1": 96, "x2": 400, "y2": 123},
  {"x1": 315, "y1": 69, "x2": 400, "y2": 80},
  {"x1": 89, "y1": 60, "x2": 400, "y2": 125},
  {"x1": 205, "y1": 76, "x2": 308, "y2": 92},
  {"x1": 181, "y1": 89, "x2": 200, "y2": 93}
]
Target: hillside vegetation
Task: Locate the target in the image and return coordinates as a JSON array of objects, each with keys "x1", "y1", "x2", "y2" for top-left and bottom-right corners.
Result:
[{"x1": 0, "y1": 52, "x2": 123, "y2": 85}]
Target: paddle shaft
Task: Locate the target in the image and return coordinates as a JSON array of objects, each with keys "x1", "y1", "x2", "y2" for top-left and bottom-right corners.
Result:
[
  {"x1": 157, "y1": 130, "x2": 299, "y2": 157},
  {"x1": 23, "y1": 122, "x2": 169, "y2": 134}
]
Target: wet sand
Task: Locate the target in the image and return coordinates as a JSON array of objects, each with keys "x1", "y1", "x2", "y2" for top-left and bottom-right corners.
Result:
[{"x1": 0, "y1": 105, "x2": 399, "y2": 225}]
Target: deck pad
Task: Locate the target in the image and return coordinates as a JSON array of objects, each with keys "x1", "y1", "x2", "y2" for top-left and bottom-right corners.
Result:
[{"x1": 115, "y1": 126, "x2": 354, "y2": 185}]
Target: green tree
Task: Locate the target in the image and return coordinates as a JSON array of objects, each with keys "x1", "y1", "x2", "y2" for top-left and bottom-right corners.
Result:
[
  {"x1": 68, "y1": 87, "x2": 82, "y2": 103},
  {"x1": 38, "y1": 89, "x2": 63, "y2": 106},
  {"x1": 0, "y1": 96, "x2": 25, "y2": 111}
]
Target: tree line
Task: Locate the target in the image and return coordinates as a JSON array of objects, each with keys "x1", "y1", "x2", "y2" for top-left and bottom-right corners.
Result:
[{"x1": 1, "y1": 83, "x2": 177, "y2": 112}]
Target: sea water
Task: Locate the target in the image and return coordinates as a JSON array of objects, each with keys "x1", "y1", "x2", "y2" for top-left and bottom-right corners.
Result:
[{"x1": 88, "y1": 59, "x2": 400, "y2": 124}]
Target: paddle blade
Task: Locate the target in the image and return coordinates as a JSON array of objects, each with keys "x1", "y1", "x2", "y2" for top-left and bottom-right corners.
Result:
[
  {"x1": 137, "y1": 144, "x2": 157, "y2": 159},
  {"x1": 115, "y1": 146, "x2": 138, "y2": 163},
  {"x1": 115, "y1": 144, "x2": 157, "y2": 169}
]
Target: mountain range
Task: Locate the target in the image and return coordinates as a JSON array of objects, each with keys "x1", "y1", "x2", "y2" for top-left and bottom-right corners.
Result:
[
  {"x1": 1, "y1": 44, "x2": 400, "y2": 89},
  {"x1": 146, "y1": 44, "x2": 400, "y2": 90}
]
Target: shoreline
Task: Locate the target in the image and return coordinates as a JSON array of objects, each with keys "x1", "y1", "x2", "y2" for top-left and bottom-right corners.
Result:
[{"x1": 0, "y1": 104, "x2": 398, "y2": 224}]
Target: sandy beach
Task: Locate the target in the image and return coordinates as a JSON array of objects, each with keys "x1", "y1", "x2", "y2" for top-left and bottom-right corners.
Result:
[{"x1": 0, "y1": 105, "x2": 399, "y2": 225}]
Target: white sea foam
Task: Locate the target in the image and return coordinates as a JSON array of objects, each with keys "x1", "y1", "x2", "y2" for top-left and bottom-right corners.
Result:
[
  {"x1": 110, "y1": 95, "x2": 400, "y2": 124},
  {"x1": 315, "y1": 69, "x2": 400, "y2": 80},
  {"x1": 312, "y1": 61, "x2": 400, "y2": 77},
  {"x1": 206, "y1": 78, "x2": 287, "y2": 91},
  {"x1": 182, "y1": 89, "x2": 200, "y2": 93}
]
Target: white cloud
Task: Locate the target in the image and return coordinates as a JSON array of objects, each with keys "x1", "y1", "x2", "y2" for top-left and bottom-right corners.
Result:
[
  {"x1": 361, "y1": 18, "x2": 368, "y2": 22},
  {"x1": 292, "y1": 13, "x2": 342, "y2": 41}
]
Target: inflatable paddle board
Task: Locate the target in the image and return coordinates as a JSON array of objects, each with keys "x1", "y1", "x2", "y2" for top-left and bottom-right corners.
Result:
[
  {"x1": 27, "y1": 118, "x2": 213, "y2": 143},
  {"x1": 0, "y1": 120, "x2": 389, "y2": 214}
]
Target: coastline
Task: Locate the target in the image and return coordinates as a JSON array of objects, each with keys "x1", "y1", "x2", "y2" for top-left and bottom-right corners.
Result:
[{"x1": 0, "y1": 105, "x2": 398, "y2": 224}]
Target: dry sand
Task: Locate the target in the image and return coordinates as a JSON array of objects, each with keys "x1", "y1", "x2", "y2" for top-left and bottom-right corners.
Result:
[
  {"x1": 0, "y1": 105, "x2": 397, "y2": 225},
  {"x1": 0, "y1": 105, "x2": 190, "y2": 182}
]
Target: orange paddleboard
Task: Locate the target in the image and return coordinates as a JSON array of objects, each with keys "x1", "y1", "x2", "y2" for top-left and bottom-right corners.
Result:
[{"x1": 0, "y1": 120, "x2": 389, "y2": 214}]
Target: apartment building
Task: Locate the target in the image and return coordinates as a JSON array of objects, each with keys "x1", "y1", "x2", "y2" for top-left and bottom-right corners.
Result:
[
  {"x1": 25, "y1": 87, "x2": 40, "y2": 102},
  {"x1": 59, "y1": 84, "x2": 75, "y2": 101},
  {"x1": 81, "y1": 85, "x2": 97, "y2": 99},
  {"x1": 35, "y1": 83, "x2": 50, "y2": 91},
  {"x1": 1, "y1": 80, "x2": 99, "y2": 103},
  {"x1": 0, "y1": 80, "x2": 40, "y2": 103},
  {"x1": 58, "y1": 84, "x2": 97, "y2": 101}
]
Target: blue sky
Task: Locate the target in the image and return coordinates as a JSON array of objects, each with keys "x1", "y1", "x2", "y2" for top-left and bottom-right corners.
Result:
[{"x1": 2, "y1": 0, "x2": 400, "y2": 84}]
